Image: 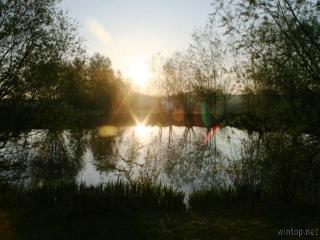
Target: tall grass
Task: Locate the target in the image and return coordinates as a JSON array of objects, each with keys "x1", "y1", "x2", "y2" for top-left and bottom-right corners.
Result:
[
  {"x1": 0, "y1": 181, "x2": 185, "y2": 212},
  {"x1": 189, "y1": 186, "x2": 262, "y2": 210}
]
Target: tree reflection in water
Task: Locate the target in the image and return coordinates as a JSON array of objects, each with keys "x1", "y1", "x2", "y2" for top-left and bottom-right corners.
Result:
[
  {"x1": 30, "y1": 130, "x2": 87, "y2": 185},
  {"x1": 90, "y1": 127, "x2": 119, "y2": 173},
  {"x1": 90, "y1": 125, "x2": 229, "y2": 192},
  {"x1": 0, "y1": 129, "x2": 88, "y2": 185},
  {"x1": 0, "y1": 125, "x2": 248, "y2": 193},
  {"x1": 0, "y1": 131, "x2": 31, "y2": 183},
  {"x1": 164, "y1": 127, "x2": 226, "y2": 192}
]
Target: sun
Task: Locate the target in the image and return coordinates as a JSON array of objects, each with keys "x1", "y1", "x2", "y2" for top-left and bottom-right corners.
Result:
[{"x1": 128, "y1": 60, "x2": 151, "y2": 87}]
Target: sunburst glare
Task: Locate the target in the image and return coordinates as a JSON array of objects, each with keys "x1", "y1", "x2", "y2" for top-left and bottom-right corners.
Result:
[
  {"x1": 128, "y1": 60, "x2": 151, "y2": 88},
  {"x1": 134, "y1": 123, "x2": 149, "y2": 140}
]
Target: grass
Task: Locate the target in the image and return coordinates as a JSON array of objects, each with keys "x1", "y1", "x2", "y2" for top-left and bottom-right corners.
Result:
[
  {"x1": 0, "y1": 181, "x2": 185, "y2": 212},
  {"x1": 0, "y1": 182, "x2": 319, "y2": 240},
  {"x1": 189, "y1": 186, "x2": 263, "y2": 211}
]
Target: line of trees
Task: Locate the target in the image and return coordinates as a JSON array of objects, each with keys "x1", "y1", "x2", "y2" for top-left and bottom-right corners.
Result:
[
  {"x1": 0, "y1": 0, "x2": 125, "y2": 128},
  {"x1": 149, "y1": 0, "x2": 320, "y2": 204},
  {"x1": 0, "y1": 0, "x2": 80, "y2": 101},
  {"x1": 211, "y1": 0, "x2": 320, "y2": 133},
  {"x1": 210, "y1": 0, "x2": 320, "y2": 204},
  {"x1": 150, "y1": 24, "x2": 246, "y2": 124},
  {"x1": 60, "y1": 54, "x2": 125, "y2": 114}
]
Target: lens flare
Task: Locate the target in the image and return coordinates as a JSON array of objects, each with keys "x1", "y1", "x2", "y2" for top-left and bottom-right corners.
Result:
[{"x1": 203, "y1": 124, "x2": 221, "y2": 144}]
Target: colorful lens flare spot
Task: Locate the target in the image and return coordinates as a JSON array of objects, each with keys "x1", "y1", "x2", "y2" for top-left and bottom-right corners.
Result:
[{"x1": 203, "y1": 124, "x2": 221, "y2": 144}]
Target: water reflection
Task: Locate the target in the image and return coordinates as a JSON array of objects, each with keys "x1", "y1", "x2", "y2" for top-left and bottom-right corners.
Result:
[
  {"x1": 30, "y1": 130, "x2": 86, "y2": 185},
  {"x1": 134, "y1": 124, "x2": 149, "y2": 140},
  {"x1": 0, "y1": 124, "x2": 250, "y2": 193},
  {"x1": 0, "y1": 130, "x2": 88, "y2": 185},
  {"x1": 90, "y1": 128, "x2": 119, "y2": 172},
  {"x1": 0, "y1": 131, "x2": 30, "y2": 182}
]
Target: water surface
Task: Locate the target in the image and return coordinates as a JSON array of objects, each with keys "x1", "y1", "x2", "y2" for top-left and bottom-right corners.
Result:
[{"x1": 0, "y1": 125, "x2": 251, "y2": 195}]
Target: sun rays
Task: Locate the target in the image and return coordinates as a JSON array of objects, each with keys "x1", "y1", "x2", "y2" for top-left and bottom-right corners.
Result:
[{"x1": 128, "y1": 59, "x2": 151, "y2": 88}]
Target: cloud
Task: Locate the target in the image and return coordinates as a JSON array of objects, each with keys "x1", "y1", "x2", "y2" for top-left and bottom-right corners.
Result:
[{"x1": 87, "y1": 19, "x2": 112, "y2": 46}]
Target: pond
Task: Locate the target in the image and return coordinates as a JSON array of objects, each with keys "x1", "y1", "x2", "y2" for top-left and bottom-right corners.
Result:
[{"x1": 0, "y1": 125, "x2": 252, "y2": 196}]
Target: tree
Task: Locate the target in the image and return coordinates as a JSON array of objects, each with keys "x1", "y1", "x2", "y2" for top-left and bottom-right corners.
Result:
[
  {"x1": 189, "y1": 24, "x2": 232, "y2": 116},
  {"x1": 159, "y1": 24, "x2": 239, "y2": 122},
  {"x1": 60, "y1": 57, "x2": 89, "y2": 108},
  {"x1": 162, "y1": 51, "x2": 194, "y2": 117},
  {"x1": 211, "y1": 0, "x2": 320, "y2": 203},
  {"x1": 211, "y1": 0, "x2": 320, "y2": 131},
  {"x1": 0, "y1": 0, "x2": 82, "y2": 101},
  {"x1": 87, "y1": 53, "x2": 125, "y2": 112}
]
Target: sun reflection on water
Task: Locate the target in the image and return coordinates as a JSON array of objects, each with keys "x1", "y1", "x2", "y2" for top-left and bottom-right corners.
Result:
[{"x1": 134, "y1": 124, "x2": 149, "y2": 140}]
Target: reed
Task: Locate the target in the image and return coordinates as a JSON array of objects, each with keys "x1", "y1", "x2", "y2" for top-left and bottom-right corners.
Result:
[{"x1": 1, "y1": 181, "x2": 185, "y2": 212}]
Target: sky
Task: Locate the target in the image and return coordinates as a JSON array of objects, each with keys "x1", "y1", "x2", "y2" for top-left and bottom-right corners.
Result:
[{"x1": 60, "y1": 0, "x2": 213, "y2": 75}]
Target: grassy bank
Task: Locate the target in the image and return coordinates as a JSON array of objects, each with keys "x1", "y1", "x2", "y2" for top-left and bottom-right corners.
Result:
[{"x1": 0, "y1": 182, "x2": 319, "y2": 240}]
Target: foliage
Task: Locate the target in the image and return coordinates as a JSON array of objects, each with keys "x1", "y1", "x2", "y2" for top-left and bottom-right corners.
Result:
[
  {"x1": 209, "y1": 0, "x2": 320, "y2": 205},
  {"x1": 212, "y1": 0, "x2": 320, "y2": 132},
  {"x1": 60, "y1": 53, "x2": 125, "y2": 113},
  {"x1": 0, "y1": 0, "x2": 82, "y2": 101},
  {"x1": 1, "y1": 181, "x2": 185, "y2": 211}
]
